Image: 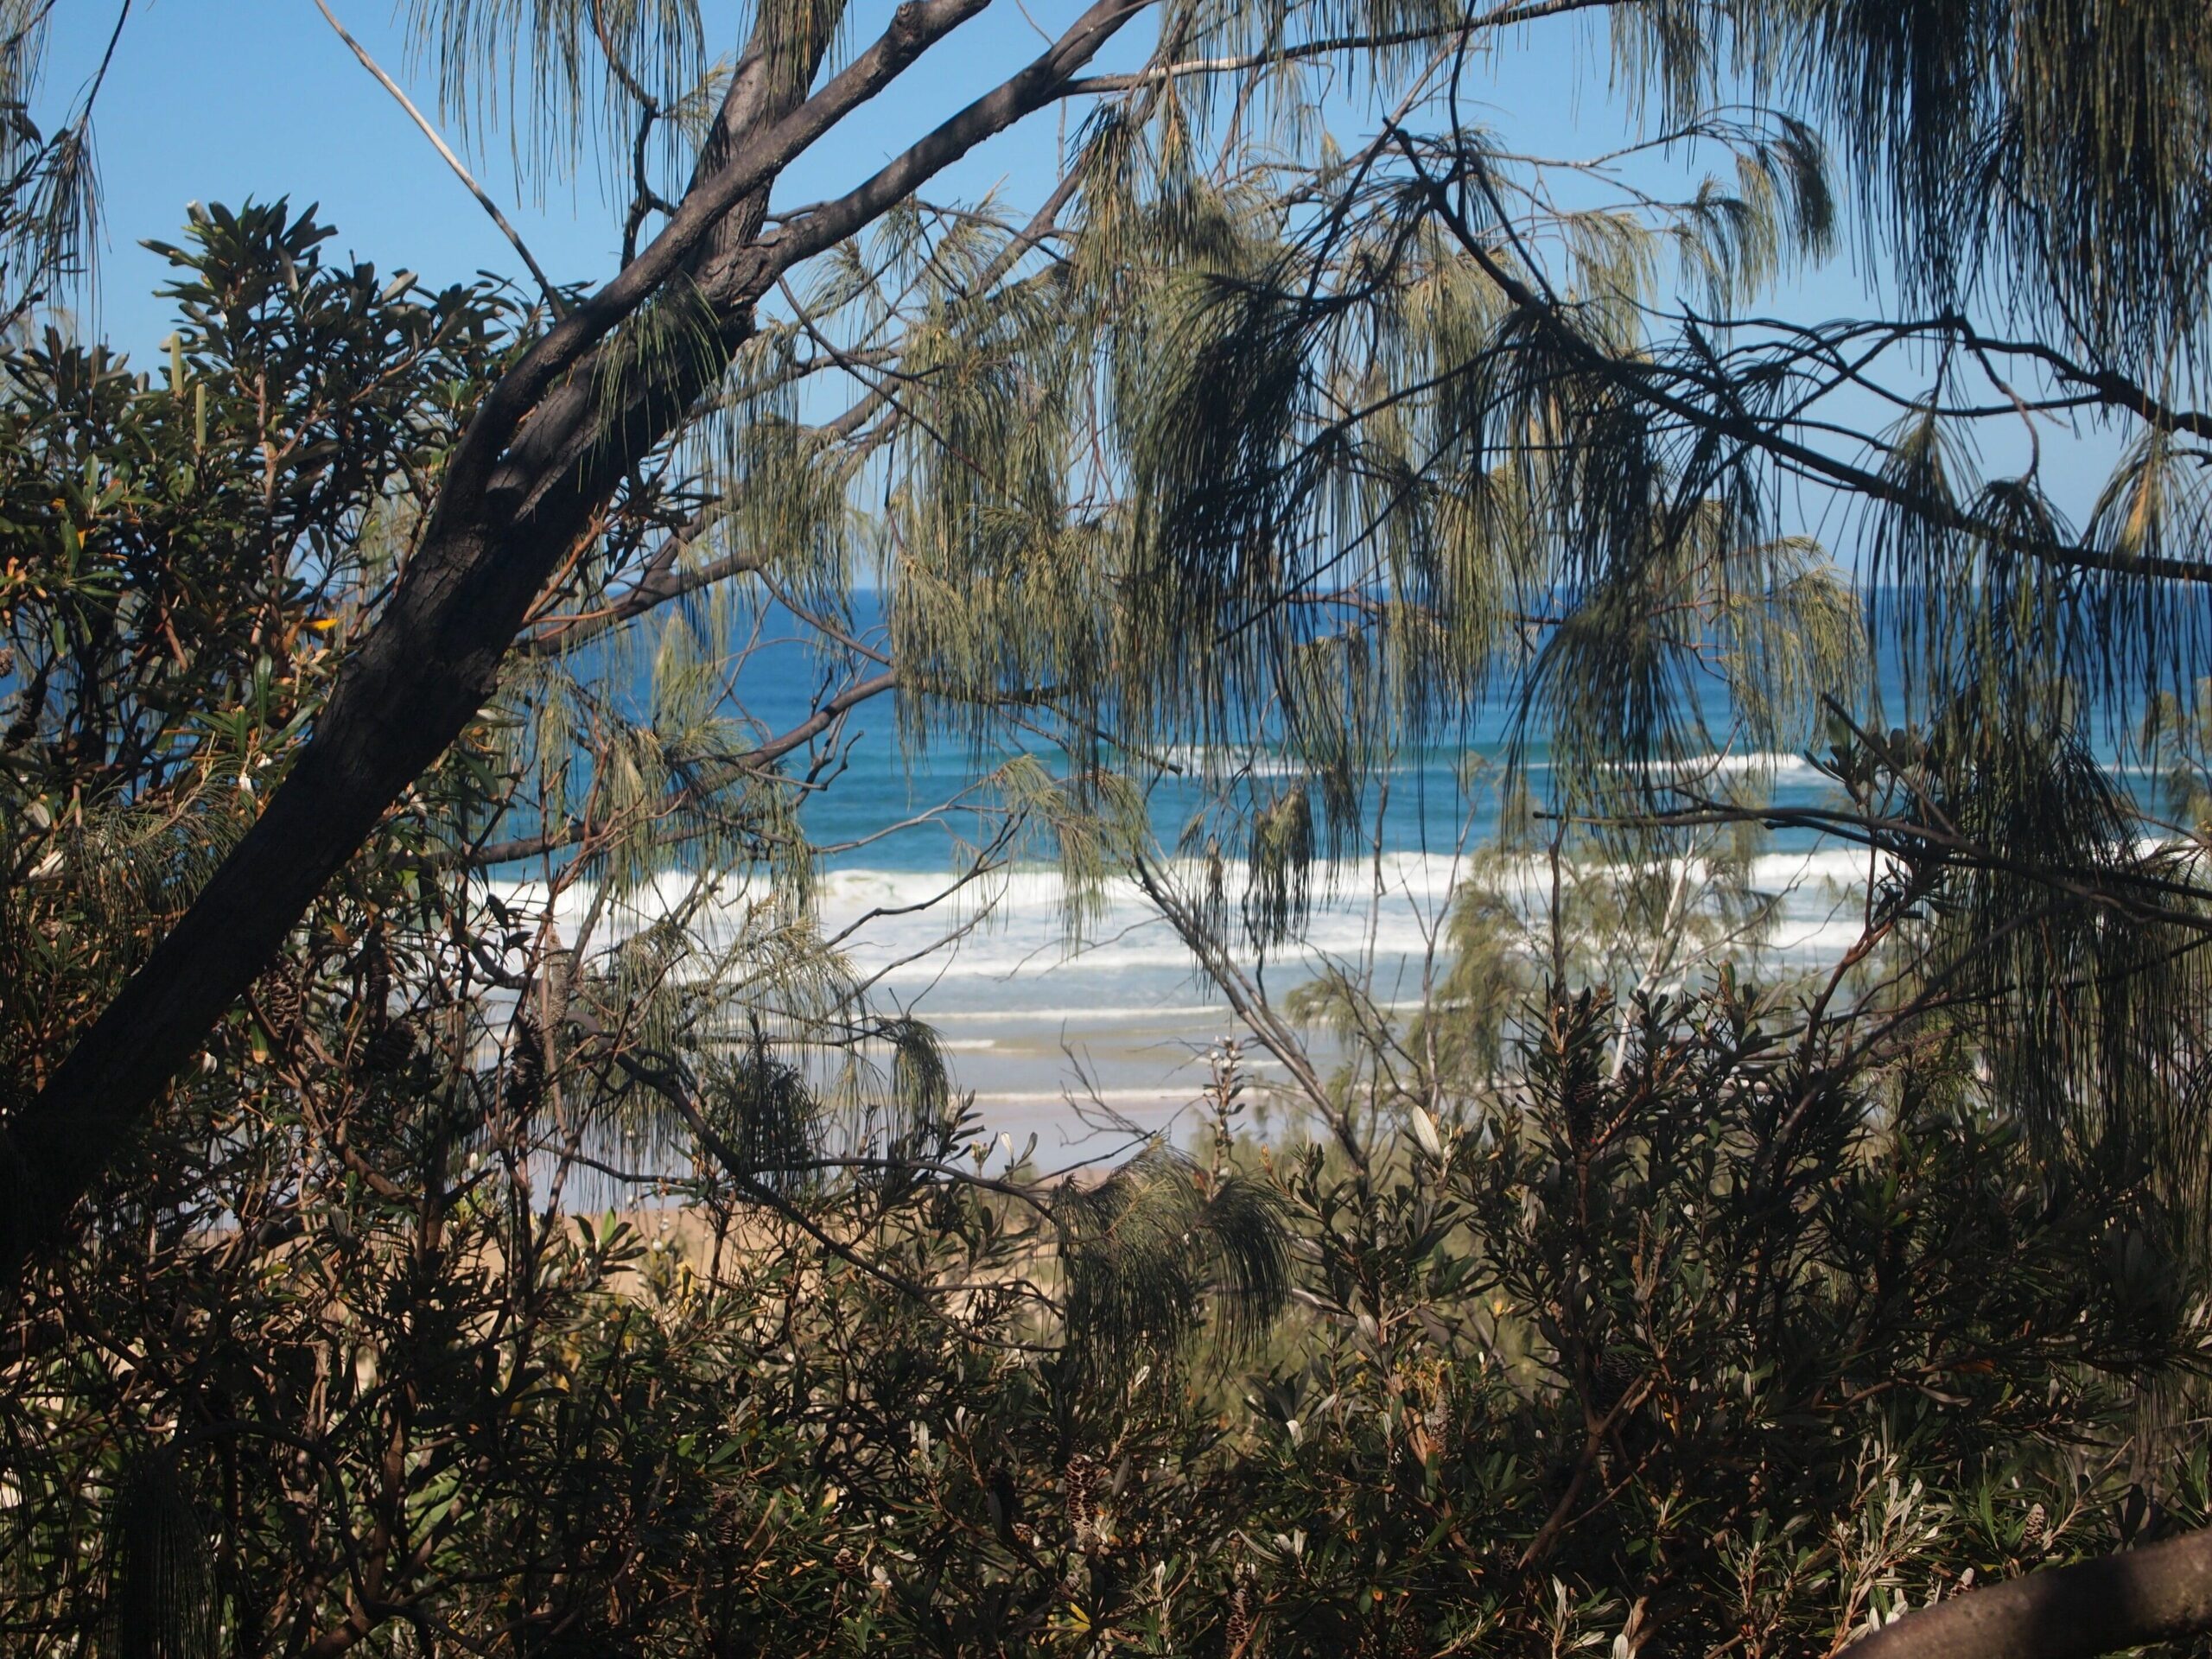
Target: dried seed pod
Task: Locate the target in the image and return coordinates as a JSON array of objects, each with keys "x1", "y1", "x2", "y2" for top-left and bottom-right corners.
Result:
[
  {"x1": 1591, "y1": 1349, "x2": 1642, "y2": 1415},
  {"x1": 257, "y1": 969, "x2": 303, "y2": 1053},
  {"x1": 540, "y1": 947, "x2": 576, "y2": 1030},
  {"x1": 359, "y1": 925, "x2": 391, "y2": 1035},
  {"x1": 502, "y1": 1008, "x2": 546, "y2": 1124},
  {"x1": 1225, "y1": 1562, "x2": 1257, "y2": 1656},
  {"x1": 360, "y1": 1021, "x2": 417, "y2": 1078},
  {"x1": 1065, "y1": 1452, "x2": 1103, "y2": 1554}
]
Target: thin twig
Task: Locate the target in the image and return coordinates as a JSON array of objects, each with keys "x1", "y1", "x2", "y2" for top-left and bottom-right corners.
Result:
[{"x1": 309, "y1": 0, "x2": 567, "y2": 316}]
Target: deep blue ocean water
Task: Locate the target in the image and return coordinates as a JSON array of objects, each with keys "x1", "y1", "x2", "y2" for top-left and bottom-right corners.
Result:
[{"x1": 522, "y1": 587, "x2": 2175, "y2": 1166}]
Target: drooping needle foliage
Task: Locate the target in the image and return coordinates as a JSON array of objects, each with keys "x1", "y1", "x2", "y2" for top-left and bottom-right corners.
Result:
[{"x1": 5, "y1": 1, "x2": 2212, "y2": 1654}]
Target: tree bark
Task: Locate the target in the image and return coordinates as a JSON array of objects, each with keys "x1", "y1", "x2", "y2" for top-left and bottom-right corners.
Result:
[
  {"x1": 0, "y1": 0, "x2": 1150, "y2": 1287},
  {"x1": 1847, "y1": 1528, "x2": 2212, "y2": 1659}
]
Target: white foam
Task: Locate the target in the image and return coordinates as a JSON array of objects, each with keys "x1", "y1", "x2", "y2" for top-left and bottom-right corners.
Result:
[
  {"x1": 474, "y1": 836, "x2": 1897, "y2": 1027},
  {"x1": 1764, "y1": 918, "x2": 1884, "y2": 957},
  {"x1": 1668, "y1": 750, "x2": 1824, "y2": 781},
  {"x1": 1156, "y1": 744, "x2": 1313, "y2": 779},
  {"x1": 969, "y1": 1087, "x2": 1192, "y2": 1105},
  {"x1": 1750, "y1": 846, "x2": 1895, "y2": 890},
  {"x1": 931, "y1": 1004, "x2": 1236, "y2": 1024}
]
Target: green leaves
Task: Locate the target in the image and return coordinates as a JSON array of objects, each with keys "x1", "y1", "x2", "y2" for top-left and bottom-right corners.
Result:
[
  {"x1": 103, "y1": 1452, "x2": 218, "y2": 1659},
  {"x1": 1738, "y1": 0, "x2": 2212, "y2": 372},
  {"x1": 400, "y1": 0, "x2": 711, "y2": 188},
  {"x1": 1058, "y1": 1146, "x2": 1292, "y2": 1376}
]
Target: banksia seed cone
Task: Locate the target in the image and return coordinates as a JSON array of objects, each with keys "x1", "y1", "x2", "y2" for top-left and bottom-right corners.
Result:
[
  {"x1": 1065, "y1": 1452, "x2": 1103, "y2": 1554},
  {"x1": 362, "y1": 928, "x2": 391, "y2": 1029},
  {"x1": 257, "y1": 969, "x2": 303, "y2": 1052},
  {"x1": 1224, "y1": 1579, "x2": 1254, "y2": 1656},
  {"x1": 1591, "y1": 1349, "x2": 1641, "y2": 1415},
  {"x1": 360, "y1": 1020, "x2": 417, "y2": 1077},
  {"x1": 503, "y1": 1008, "x2": 546, "y2": 1123}
]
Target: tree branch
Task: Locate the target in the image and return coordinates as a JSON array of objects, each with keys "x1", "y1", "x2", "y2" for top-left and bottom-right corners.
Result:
[
  {"x1": 1845, "y1": 1528, "x2": 2212, "y2": 1659},
  {"x1": 519, "y1": 518, "x2": 763, "y2": 656},
  {"x1": 757, "y1": 0, "x2": 1152, "y2": 277},
  {"x1": 463, "y1": 669, "x2": 897, "y2": 868},
  {"x1": 311, "y1": 0, "x2": 566, "y2": 317},
  {"x1": 0, "y1": 0, "x2": 1150, "y2": 1290},
  {"x1": 444, "y1": 0, "x2": 1003, "y2": 503},
  {"x1": 1058, "y1": 0, "x2": 1616, "y2": 95},
  {"x1": 1400, "y1": 139, "x2": 2212, "y2": 586}
]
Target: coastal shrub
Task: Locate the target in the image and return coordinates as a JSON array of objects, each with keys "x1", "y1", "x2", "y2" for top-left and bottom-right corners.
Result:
[
  {"x1": 14, "y1": 0, "x2": 2212, "y2": 1649},
  {"x1": 4, "y1": 953, "x2": 2203, "y2": 1654}
]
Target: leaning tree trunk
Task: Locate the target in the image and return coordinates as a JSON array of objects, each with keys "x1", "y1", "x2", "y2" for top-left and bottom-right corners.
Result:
[
  {"x1": 0, "y1": 0, "x2": 1150, "y2": 1289},
  {"x1": 1847, "y1": 1527, "x2": 2212, "y2": 1659}
]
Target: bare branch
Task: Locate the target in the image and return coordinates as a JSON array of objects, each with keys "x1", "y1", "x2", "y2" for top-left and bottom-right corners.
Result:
[
  {"x1": 310, "y1": 0, "x2": 566, "y2": 316},
  {"x1": 1058, "y1": 0, "x2": 1614, "y2": 95},
  {"x1": 0, "y1": 0, "x2": 1149, "y2": 1288},
  {"x1": 1845, "y1": 1528, "x2": 2212, "y2": 1659}
]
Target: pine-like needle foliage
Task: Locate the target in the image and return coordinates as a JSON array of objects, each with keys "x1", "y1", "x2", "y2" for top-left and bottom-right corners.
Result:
[
  {"x1": 1057, "y1": 1147, "x2": 1292, "y2": 1375},
  {"x1": 1717, "y1": 0, "x2": 2212, "y2": 375}
]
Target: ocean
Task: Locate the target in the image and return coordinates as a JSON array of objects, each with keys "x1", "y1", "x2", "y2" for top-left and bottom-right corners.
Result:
[{"x1": 498, "y1": 590, "x2": 2173, "y2": 1169}]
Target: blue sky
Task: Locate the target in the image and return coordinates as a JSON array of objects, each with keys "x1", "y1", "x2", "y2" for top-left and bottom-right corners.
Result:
[
  {"x1": 42, "y1": 2, "x2": 2116, "y2": 541},
  {"x1": 51, "y1": 0, "x2": 1158, "y2": 355},
  {"x1": 51, "y1": 3, "x2": 1782, "y2": 346}
]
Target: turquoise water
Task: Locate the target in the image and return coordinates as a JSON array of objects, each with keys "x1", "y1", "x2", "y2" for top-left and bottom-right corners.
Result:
[{"x1": 518, "y1": 589, "x2": 2172, "y2": 1166}]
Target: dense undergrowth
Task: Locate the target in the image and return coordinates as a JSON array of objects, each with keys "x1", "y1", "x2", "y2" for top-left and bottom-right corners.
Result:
[
  {"x1": 5, "y1": 930, "x2": 2206, "y2": 1652},
  {"x1": 8, "y1": 15, "x2": 2212, "y2": 1649}
]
